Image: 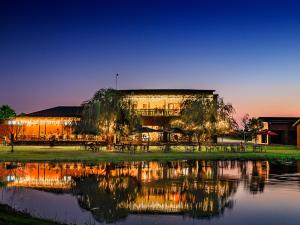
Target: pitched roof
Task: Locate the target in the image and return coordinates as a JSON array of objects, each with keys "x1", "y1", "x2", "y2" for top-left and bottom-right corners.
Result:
[
  {"x1": 259, "y1": 117, "x2": 300, "y2": 124},
  {"x1": 119, "y1": 89, "x2": 215, "y2": 95},
  {"x1": 293, "y1": 119, "x2": 300, "y2": 127},
  {"x1": 25, "y1": 106, "x2": 83, "y2": 118}
]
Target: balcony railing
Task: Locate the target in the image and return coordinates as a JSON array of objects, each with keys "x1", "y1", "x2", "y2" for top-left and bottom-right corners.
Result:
[{"x1": 135, "y1": 109, "x2": 180, "y2": 117}]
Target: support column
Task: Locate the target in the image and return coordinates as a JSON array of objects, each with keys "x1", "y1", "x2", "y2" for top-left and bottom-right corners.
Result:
[
  {"x1": 38, "y1": 123, "x2": 40, "y2": 140},
  {"x1": 62, "y1": 123, "x2": 64, "y2": 140},
  {"x1": 44, "y1": 122, "x2": 47, "y2": 140}
]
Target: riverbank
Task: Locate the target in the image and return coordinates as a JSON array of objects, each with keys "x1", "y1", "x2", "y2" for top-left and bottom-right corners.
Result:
[
  {"x1": 0, "y1": 145, "x2": 299, "y2": 162},
  {"x1": 0, "y1": 203, "x2": 64, "y2": 225}
]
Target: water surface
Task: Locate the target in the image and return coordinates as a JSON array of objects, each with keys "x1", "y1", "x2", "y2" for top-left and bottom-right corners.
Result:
[{"x1": 0, "y1": 160, "x2": 300, "y2": 225}]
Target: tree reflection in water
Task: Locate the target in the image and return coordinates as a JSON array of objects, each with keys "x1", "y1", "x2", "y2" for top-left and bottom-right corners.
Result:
[
  {"x1": 182, "y1": 180, "x2": 237, "y2": 218},
  {"x1": 71, "y1": 161, "x2": 240, "y2": 223},
  {"x1": 72, "y1": 175, "x2": 140, "y2": 223},
  {"x1": 0, "y1": 160, "x2": 276, "y2": 224},
  {"x1": 244, "y1": 161, "x2": 269, "y2": 194}
]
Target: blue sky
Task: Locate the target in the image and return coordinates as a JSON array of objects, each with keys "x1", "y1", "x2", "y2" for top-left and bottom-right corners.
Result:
[{"x1": 1, "y1": 0, "x2": 300, "y2": 118}]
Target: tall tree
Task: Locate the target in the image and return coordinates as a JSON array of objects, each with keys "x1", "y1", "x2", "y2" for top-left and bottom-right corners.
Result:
[
  {"x1": 174, "y1": 95, "x2": 216, "y2": 145},
  {"x1": 0, "y1": 105, "x2": 16, "y2": 120},
  {"x1": 215, "y1": 98, "x2": 238, "y2": 142},
  {"x1": 76, "y1": 89, "x2": 141, "y2": 144},
  {"x1": 172, "y1": 95, "x2": 236, "y2": 145},
  {"x1": 0, "y1": 105, "x2": 19, "y2": 152},
  {"x1": 241, "y1": 114, "x2": 263, "y2": 143}
]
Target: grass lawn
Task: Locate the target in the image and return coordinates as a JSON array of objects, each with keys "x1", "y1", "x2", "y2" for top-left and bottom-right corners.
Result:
[
  {"x1": 0, "y1": 145, "x2": 299, "y2": 162},
  {"x1": 0, "y1": 203, "x2": 64, "y2": 225}
]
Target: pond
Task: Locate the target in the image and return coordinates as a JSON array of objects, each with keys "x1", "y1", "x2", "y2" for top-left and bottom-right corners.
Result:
[{"x1": 0, "y1": 160, "x2": 300, "y2": 225}]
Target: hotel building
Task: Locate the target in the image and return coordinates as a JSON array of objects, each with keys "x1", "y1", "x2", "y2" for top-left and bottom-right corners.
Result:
[
  {"x1": 257, "y1": 117, "x2": 299, "y2": 146},
  {"x1": 2, "y1": 89, "x2": 217, "y2": 142}
]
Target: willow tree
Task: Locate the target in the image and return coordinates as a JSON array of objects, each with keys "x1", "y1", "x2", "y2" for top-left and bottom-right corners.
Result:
[
  {"x1": 172, "y1": 95, "x2": 236, "y2": 144},
  {"x1": 215, "y1": 98, "x2": 237, "y2": 142},
  {"x1": 76, "y1": 89, "x2": 140, "y2": 144},
  {"x1": 172, "y1": 95, "x2": 216, "y2": 145}
]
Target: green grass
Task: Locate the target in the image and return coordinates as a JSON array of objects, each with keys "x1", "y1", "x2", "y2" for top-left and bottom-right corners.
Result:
[
  {"x1": 0, "y1": 145, "x2": 299, "y2": 162},
  {"x1": 0, "y1": 203, "x2": 64, "y2": 225}
]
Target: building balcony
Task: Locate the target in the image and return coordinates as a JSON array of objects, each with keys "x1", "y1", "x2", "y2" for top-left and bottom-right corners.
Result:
[{"x1": 135, "y1": 109, "x2": 180, "y2": 117}]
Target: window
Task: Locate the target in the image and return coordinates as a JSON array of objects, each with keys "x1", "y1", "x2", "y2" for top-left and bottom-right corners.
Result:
[
  {"x1": 168, "y1": 103, "x2": 174, "y2": 110},
  {"x1": 261, "y1": 134, "x2": 267, "y2": 143}
]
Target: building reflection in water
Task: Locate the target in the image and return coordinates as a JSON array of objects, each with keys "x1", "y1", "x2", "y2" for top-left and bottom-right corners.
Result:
[{"x1": 0, "y1": 160, "x2": 277, "y2": 223}]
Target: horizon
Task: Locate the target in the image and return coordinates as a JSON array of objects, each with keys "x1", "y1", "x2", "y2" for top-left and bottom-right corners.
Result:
[
  {"x1": 1, "y1": 0, "x2": 300, "y2": 119},
  {"x1": 3, "y1": 85, "x2": 300, "y2": 120}
]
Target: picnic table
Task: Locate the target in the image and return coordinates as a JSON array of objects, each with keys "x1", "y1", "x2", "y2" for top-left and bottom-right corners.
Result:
[
  {"x1": 203, "y1": 143, "x2": 246, "y2": 153},
  {"x1": 139, "y1": 143, "x2": 149, "y2": 152},
  {"x1": 84, "y1": 142, "x2": 103, "y2": 152},
  {"x1": 114, "y1": 143, "x2": 125, "y2": 152},
  {"x1": 160, "y1": 143, "x2": 171, "y2": 153},
  {"x1": 125, "y1": 143, "x2": 138, "y2": 154},
  {"x1": 253, "y1": 144, "x2": 266, "y2": 152},
  {"x1": 114, "y1": 143, "x2": 141, "y2": 154},
  {"x1": 184, "y1": 143, "x2": 198, "y2": 152}
]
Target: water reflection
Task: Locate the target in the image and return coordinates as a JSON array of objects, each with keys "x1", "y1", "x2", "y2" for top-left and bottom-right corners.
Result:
[
  {"x1": 73, "y1": 175, "x2": 140, "y2": 223},
  {"x1": 244, "y1": 161, "x2": 269, "y2": 194},
  {"x1": 0, "y1": 160, "x2": 298, "y2": 224}
]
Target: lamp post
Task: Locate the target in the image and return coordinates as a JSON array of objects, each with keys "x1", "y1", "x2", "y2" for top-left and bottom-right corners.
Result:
[{"x1": 115, "y1": 73, "x2": 119, "y2": 90}]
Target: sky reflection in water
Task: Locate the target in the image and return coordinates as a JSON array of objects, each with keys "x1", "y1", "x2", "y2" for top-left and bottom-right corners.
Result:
[{"x1": 0, "y1": 160, "x2": 300, "y2": 225}]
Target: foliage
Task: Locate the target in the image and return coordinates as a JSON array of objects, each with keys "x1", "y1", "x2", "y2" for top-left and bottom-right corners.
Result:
[
  {"x1": 72, "y1": 175, "x2": 140, "y2": 223},
  {"x1": 173, "y1": 95, "x2": 215, "y2": 143},
  {"x1": 73, "y1": 108, "x2": 99, "y2": 135},
  {"x1": 75, "y1": 89, "x2": 141, "y2": 141},
  {"x1": 183, "y1": 179, "x2": 237, "y2": 218},
  {"x1": 0, "y1": 105, "x2": 20, "y2": 152},
  {"x1": 240, "y1": 114, "x2": 264, "y2": 142},
  {"x1": 172, "y1": 95, "x2": 236, "y2": 143},
  {"x1": 0, "y1": 105, "x2": 16, "y2": 121},
  {"x1": 0, "y1": 180, "x2": 6, "y2": 187},
  {"x1": 215, "y1": 98, "x2": 238, "y2": 139}
]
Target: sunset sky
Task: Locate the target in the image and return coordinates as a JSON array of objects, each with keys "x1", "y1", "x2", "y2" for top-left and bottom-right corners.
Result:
[{"x1": 1, "y1": 0, "x2": 300, "y2": 120}]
